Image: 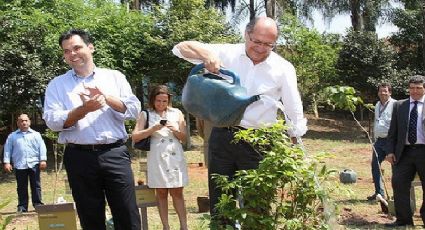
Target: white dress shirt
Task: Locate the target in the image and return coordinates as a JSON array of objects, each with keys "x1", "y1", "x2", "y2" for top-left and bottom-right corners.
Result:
[
  {"x1": 173, "y1": 43, "x2": 307, "y2": 137},
  {"x1": 43, "y1": 67, "x2": 141, "y2": 144}
]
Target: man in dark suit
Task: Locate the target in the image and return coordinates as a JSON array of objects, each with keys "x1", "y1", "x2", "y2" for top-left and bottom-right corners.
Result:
[{"x1": 386, "y1": 75, "x2": 425, "y2": 227}]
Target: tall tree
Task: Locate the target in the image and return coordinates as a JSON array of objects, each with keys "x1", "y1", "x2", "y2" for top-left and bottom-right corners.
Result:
[
  {"x1": 320, "y1": 0, "x2": 392, "y2": 32},
  {"x1": 0, "y1": 0, "x2": 153, "y2": 127},
  {"x1": 143, "y1": 0, "x2": 239, "y2": 87},
  {"x1": 390, "y1": 0, "x2": 423, "y2": 73},
  {"x1": 336, "y1": 30, "x2": 405, "y2": 101},
  {"x1": 279, "y1": 14, "x2": 341, "y2": 117}
]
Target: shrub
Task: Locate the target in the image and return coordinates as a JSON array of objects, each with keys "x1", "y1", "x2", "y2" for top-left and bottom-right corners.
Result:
[{"x1": 212, "y1": 121, "x2": 335, "y2": 229}]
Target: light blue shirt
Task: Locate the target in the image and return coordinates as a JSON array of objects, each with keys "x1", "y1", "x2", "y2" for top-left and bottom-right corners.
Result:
[
  {"x1": 43, "y1": 67, "x2": 141, "y2": 144},
  {"x1": 373, "y1": 97, "x2": 396, "y2": 139},
  {"x1": 3, "y1": 128, "x2": 47, "y2": 169}
]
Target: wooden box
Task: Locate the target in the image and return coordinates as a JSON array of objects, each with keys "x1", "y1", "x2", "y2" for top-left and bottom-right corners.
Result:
[
  {"x1": 135, "y1": 185, "x2": 157, "y2": 208},
  {"x1": 35, "y1": 203, "x2": 77, "y2": 230}
]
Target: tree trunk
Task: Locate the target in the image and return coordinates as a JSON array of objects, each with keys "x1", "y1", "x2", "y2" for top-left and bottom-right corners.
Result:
[
  {"x1": 350, "y1": 0, "x2": 362, "y2": 31},
  {"x1": 130, "y1": 0, "x2": 141, "y2": 10},
  {"x1": 249, "y1": 0, "x2": 256, "y2": 20},
  {"x1": 423, "y1": 0, "x2": 425, "y2": 72},
  {"x1": 10, "y1": 113, "x2": 15, "y2": 131},
  {"x1": 312, "y1": 94, "x2": 319, "y2": 118},
  {"x1": 362, "y1": 0, "x2": 376, "y2": 32},
  {"x1": 265, "y1": 0, "x2": 276, "y2": 19}
]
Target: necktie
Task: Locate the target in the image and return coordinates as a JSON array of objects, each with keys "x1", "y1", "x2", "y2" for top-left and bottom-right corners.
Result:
[{"x1": 408, "y1": 101, "x2": 418, "y2": 144}]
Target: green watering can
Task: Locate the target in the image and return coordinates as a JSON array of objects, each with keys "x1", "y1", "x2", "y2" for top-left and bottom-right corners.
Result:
[{"x1": 182, "y1": 64, "x2": 260, "y2": 127}]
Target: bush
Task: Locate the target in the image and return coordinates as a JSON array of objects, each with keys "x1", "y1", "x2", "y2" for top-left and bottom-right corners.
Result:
[{"x1": 212, "y1": 121, "x2": 335, "y2": 229}]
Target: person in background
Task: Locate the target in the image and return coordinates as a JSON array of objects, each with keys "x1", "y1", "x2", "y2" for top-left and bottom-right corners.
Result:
[
  {"x1": 386, "y1": 75, "x2": 425, "y2": 227},
  {"x1": 173, "y1": 16, "x2": 307, "y2": 227},
  {"x1": 132, "y1": 85, "x2": 188, "y2": 230},
  {"x1": 196, "y1": 118, "x2": 212, "y2": 168},
  {"x1": 3, "y1": 114, "x2": 47, "y2": 213},
  {"x1": 368, "y1": 83, "x2": 396, "y2": 202},
  {"x1": 43, "y1": 29, "x2": 141, "y2": 229}
]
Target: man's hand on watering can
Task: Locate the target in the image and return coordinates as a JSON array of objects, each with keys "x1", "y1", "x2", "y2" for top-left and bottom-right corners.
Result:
[
  {"x1": 203, "y1": 54, "x2": 222, "y2": 74},
  {"x1": 385, "y1": 153, "x2": 396, "y2": 165}
]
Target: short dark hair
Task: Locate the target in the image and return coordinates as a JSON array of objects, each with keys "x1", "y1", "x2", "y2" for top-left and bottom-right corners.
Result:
[
  {"x1": 148, "y1": 85, "x2": 172, "y2": 110},
  {"x1": 17, "y1": 113, "x2": 29, "y2": 121},
  {"x1": 58, "y1": 29, "x2": 92, "y2": 47},
  {"x1": 408, "y1": 75, "x2": 425, "y2": 87},
  {"x1": 378, "y1": 82, "x2": 392, "y2": 93}
]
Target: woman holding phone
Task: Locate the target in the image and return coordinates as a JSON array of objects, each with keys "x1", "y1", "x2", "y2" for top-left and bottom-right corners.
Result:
[{"x1": 132, "y1": 85, "x2": 188, "y2": 230}]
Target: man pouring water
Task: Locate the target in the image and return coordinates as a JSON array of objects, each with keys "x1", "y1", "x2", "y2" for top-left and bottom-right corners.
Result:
[{"x1": 173, "y1": 16, "x2": 307, "y2": 228}]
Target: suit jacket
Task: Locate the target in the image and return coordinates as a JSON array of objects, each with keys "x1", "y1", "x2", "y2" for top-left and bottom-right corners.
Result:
[{"x1": 387, "y1": 98, "x2": 425, "y2": 164}]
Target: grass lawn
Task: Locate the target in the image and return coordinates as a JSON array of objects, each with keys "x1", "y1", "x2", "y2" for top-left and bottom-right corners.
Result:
[{"x1": 0, "y1": 115, "x2": 424, "y2": 229}]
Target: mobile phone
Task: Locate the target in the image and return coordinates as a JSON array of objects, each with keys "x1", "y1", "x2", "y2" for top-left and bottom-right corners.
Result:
[{"x1": 160, "y1": 120, "x2": 167, "y2": 126}]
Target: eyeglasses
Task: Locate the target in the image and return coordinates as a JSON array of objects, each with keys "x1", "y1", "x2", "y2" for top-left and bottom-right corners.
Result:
[{"x1": 247, "y1": 33, "x2": 276, "y2": 49}]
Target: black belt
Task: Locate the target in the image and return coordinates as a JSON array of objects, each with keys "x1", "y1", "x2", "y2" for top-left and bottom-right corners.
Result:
[
  {"x1": 405, "y1": 144, "x2": 425, "y2": 149},
  {"x1": 220, "y1": 126, "x2": 247, "y2": 132},
  {"x1": 67, "y1": 140, "x2": 125, "y2": 151}
]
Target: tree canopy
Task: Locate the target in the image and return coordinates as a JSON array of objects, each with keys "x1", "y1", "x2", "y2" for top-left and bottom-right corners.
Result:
[{"x1": 0, "y1": 0, "x2": 238, "y2": 128}]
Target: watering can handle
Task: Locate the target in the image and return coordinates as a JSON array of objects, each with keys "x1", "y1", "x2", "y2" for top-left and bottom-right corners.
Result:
[{"x1": 189, "y1": 63, "x2": 241, "y2": 86}]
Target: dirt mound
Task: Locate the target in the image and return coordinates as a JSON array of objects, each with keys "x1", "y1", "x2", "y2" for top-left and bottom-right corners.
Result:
[{"x1": 305, "y1": 114, "x2": 371, "y2": 141}]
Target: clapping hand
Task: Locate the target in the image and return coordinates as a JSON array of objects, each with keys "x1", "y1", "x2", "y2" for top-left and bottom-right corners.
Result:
[
  {"x1": 79, "y1": 83, "x2": 106, "y2": 112},
  {"x1": 83, "y1": 83, "x2": 104, "y2": 97}
]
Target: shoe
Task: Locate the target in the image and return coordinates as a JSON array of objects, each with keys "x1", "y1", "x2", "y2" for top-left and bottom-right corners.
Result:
[
  {"x1": 17, "y1": 206, "x2": 27, "y2": 213},
  {"x1": 367, "y1": 194, "x2": 377, "y2": 201},
  {"x1": 33, "y1": 202, "x2": 44, "y2": 207},
  {"x1": 384, "y1": 220, "x2": 413, "y2": 227}
]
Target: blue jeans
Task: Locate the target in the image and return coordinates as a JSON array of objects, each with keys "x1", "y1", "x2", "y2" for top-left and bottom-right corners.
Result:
[{"x1": 371, "y1": 138, "x2": 387, "y2": 196}]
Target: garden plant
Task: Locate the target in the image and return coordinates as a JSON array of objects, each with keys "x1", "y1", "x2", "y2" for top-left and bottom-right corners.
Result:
[{"x1": 213, "y1": 120, "x2": 336, "y2": 230}]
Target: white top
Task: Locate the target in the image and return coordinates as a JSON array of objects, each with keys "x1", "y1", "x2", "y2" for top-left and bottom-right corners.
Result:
[
  {"x1": 172, "y1": 43, "x2": 307, "y2": 137},
  {"x1": 43, "y1": 67, "x2": 141, "y2": 144},
  {"x1": 373, "y1": 97, "x2": 396, "y2": 139},
  {"x1": 146, "y1": 108, "x2": 188, "y2": 188}
]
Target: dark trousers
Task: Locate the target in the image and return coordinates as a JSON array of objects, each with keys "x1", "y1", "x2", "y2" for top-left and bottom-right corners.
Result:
[
  {"x1": 208, "y1": 127, "x2": 263, "y2": 226},
  {"x1": 392, "y1": 145, "x2": 425, "y2": 224},
  {"x1": 64, "y1": 144, "x2": 141, "y2": 230},
  {"x1": 371, "y1": 138, "x2": 387, "y2": 196},
  {"x1": 15, "y1": 165, "x2": 43, "y2": 210}
]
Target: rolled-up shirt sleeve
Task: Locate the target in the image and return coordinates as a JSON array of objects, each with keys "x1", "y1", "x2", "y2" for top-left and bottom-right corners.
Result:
[
  {"x1": 43, "y1": 80, "x2": 73, "y2": 131},
  {"x1": 3, "y1": 134, "x2": 13, "y2": 164},
  {"x1": 109, "y1": 71, "x2": 141, "y2": 121},
  {"x1": 37, "y1": 133, "x2": 47, "y2": 161},
  {"x1": 280, "y1": 65, "x2": 307, "y2": 137},
  {"x1": 172, "y1": 46, "x2": 203, "y2": 64},
  {"x1": 172, "y1": 44, "x2": 223, "y2": 65}
]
